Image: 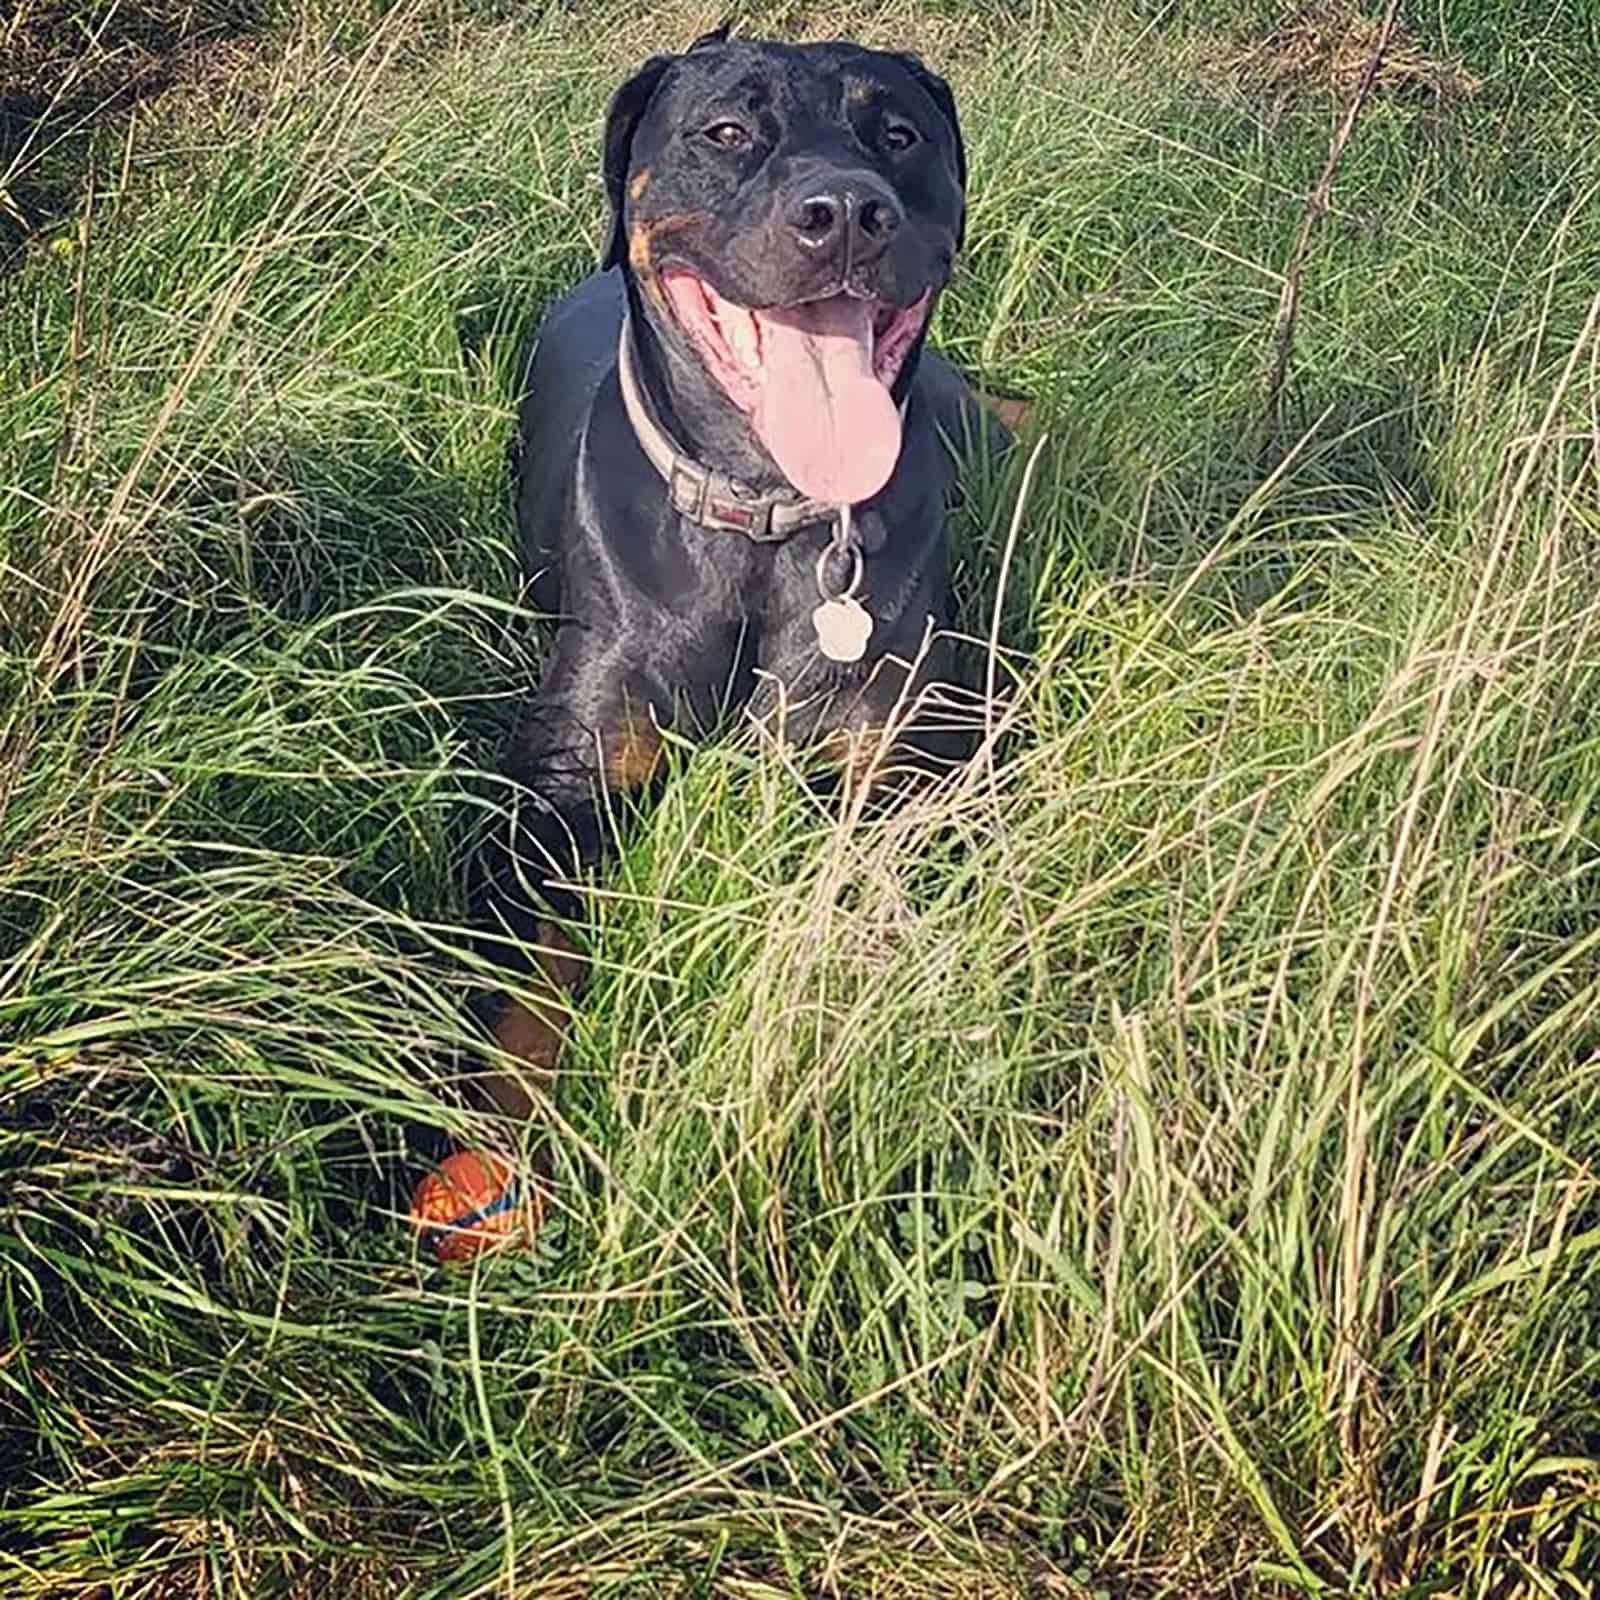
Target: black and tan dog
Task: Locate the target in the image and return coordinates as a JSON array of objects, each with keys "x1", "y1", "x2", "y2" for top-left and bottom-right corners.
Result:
[{"x1": 470, "y1": 28, "x2": 1008, "y2": 1117}]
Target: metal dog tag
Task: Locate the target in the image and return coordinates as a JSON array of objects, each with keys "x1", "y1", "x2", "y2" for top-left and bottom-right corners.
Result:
[
  {"x1": 813, "y1": 501, "x2": 871, "y2": 662},
  {"x1": 812, "y1": 595, "x2": 872, "y2": 662}
]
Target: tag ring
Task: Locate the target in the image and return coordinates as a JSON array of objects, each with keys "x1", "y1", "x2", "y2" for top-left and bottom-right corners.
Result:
[{"x1": 815, "y1": 542, "x2": 864, "y2": 604}]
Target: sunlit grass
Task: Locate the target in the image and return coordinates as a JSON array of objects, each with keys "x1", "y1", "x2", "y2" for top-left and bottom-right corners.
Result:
[{"x1": 3, "y1": 2, "x2": 1600, "y2": 1594}]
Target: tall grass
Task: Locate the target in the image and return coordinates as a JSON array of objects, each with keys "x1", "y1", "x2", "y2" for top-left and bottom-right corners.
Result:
[{"x1": 3, "y1": 2, "x2": 1600, "y2": 1594}]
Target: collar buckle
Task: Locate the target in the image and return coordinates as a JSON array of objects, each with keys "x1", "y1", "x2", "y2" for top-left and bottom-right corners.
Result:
[
  {"x1": 704, "y1": 485, "x2": 776, "y2": 541},
  {"x1": 668, "y1": 464, "x2": 782, "y2": 540}
]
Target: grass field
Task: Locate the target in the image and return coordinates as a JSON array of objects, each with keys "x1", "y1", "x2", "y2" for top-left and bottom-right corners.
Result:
[{"x1": 4, "y1": 0, "x2": 1600, "y2": 1594}]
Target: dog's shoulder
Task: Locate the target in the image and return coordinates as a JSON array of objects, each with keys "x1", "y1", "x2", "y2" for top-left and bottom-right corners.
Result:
[
  {"x1": 518, "y1": 271, "x2": 624, "y2": 429},
  {"x1": 513, "y1": 272, "x2": 622, "y2": 486},
  {"x1": 912, "y1": 348, "x2": 1015, "y2": 474},
  {"x1": 511, "y1": 270, "x2": 631, "y2": 584}
]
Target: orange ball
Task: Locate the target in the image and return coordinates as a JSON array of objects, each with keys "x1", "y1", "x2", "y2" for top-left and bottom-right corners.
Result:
[{"x1": 409, "y1": 1150, "x2": 535, "y2": 1263}]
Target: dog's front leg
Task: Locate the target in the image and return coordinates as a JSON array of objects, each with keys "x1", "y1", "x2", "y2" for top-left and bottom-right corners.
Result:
[{"x1": 468, "y1": 628, "x2": 665, "y2": 1120}]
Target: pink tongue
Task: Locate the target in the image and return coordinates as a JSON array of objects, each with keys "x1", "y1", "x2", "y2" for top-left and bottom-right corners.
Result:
[{"x1": 752, "y1": 298, "x2": 901, "y2": 504}]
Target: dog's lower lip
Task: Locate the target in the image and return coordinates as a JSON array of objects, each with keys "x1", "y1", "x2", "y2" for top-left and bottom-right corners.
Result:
[{"x1": 661, "y1": 270, "x2": 932, "y2": 402}]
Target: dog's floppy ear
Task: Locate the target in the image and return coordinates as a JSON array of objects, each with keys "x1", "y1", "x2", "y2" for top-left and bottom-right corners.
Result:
[
  {"x1": 899, "y1": 55, "x2": 967, "y2": 194},
  {"x1": 602, "y1": 54, "x2": 673, "y2": 270}
]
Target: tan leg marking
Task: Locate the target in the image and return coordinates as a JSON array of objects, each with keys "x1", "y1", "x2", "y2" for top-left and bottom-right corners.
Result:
[
  {"x1": 602, "y1": 708, "x2": 665, "y2": 790},
  {"x1": 977, "y1": 390, "x2": 1033, "y2": 430},
  {"x1": 483, "y1": 924, "x2": 586, "y2": 1121}
]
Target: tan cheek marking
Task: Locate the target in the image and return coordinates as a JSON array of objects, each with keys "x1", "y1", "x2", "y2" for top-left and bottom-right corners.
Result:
[
  {"x1": 629, "y1": 167, "x2": 653, "y2": 200},
  {"x1": 628, "y1": 211, "x2": 714, "y2": 281},
  {"x1": 629, "y1": 222, "x2": 654, "y2": 276}
]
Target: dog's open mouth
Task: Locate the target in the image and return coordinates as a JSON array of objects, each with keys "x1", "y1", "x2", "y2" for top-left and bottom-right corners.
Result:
[{"x1": 661, "y1": 269, "x2": 931, "y2": 504}]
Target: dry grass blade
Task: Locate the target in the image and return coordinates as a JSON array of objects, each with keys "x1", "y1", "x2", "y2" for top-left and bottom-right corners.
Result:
[{"x1": 1259, "y1": 0, "x2": 1402, "y2": 460}]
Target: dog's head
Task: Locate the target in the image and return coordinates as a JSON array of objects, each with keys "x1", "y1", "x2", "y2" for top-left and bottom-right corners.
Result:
[{"x1": 602, "y1": 28, "x2": 967, "y2": 505}]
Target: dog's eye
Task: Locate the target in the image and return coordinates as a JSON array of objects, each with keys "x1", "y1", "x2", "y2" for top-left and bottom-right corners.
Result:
[
  {"x1": 703, "y1": 121, "x2": 752, "y2": 150},
  {"x1": 882, "y1": 121, "x2": 919, "y2": 153}
]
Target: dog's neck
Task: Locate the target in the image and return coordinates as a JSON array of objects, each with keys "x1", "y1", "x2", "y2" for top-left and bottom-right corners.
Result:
[{"x1": 624, "y1": 278, "x2": 789, "y2": 493}]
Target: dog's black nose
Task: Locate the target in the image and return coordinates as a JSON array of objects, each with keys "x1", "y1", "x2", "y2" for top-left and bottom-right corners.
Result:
[{"x1": 785, "y1": 175, "x2": 903, "y2": 262}]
